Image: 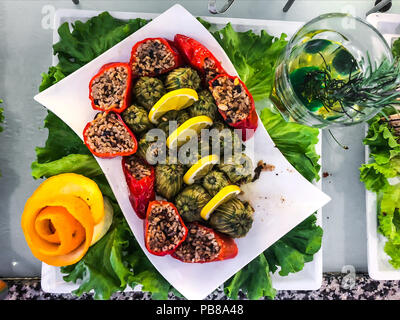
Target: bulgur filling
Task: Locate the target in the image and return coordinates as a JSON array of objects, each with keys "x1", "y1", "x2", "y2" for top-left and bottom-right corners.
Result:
[
  {"x1": 210, "y1": 76, "x2": 251, "y2": 124},
  {"x1": 204, "y1": 58, "x2": 222, "y2": 83},
  {"x1": 90, "y1": 66, "x2": 129, "y2": 110},
  {"x1": 132, "y1": 39, "x2": 175, "y2": 76},
  {"x1": 146, "y1": 203, "x2": 186, "y2": 253},
  {"x1": 84, "y1": 113, "x2": 135, "y2": 155},
  {"x1": 124, "y1": 155, "x2": 152, "y2": 180},
  {"x1": 173, "y1": 223, "x2": 221, "y2": 263}
]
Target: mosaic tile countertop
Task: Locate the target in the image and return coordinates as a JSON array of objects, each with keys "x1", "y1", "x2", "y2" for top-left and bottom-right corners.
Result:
[{"x1": 2, "y1": 273, "x2": 400, "y2": 300}]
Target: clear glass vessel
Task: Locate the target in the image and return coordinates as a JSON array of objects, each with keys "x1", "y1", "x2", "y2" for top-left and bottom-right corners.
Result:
[{"x1": 270, "y1": 13, "x2": 393, "y2": 128}]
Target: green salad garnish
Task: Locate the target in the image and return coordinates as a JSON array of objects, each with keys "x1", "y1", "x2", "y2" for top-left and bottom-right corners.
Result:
[
  {"x1": 32, "y1": 12, "x2": 322, "y2": 300},
  {"x1": 392, "y1": 37, "x2": 400, "y2": 61},
  {"x1": 360, "y1": 106, "x2": 400, "y2": 268}
]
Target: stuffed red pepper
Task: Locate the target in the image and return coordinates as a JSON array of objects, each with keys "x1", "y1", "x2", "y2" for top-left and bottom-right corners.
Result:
[
  {"x1": 144, "y1": 201, "x2": 188, "y2": 256},
  {"x1": 172, "y1": 222, "x2": 238, "y2": 263},
  {"x1": 130, "y1": 38, "x2": 182, "y2": 77},
  {"x1": 89, "y1": 62, "x2": 132, "y2": 113},
  {"x1": 209, "y1": 74, "x2": 258, "y2": 141},
  {"x1": 83, "y1": 112, "x2": 137, "y2": 158},
  {"x1": 122, "y1": 155, "x2": 155, "y2": 219},
  {"x1": 174, "y1": 34, "x2": 226, "y2": 83}
]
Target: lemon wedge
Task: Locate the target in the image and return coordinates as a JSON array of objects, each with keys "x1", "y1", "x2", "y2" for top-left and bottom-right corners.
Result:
[
  {"x1": 184, "y1": 154, "x2": 220, "y2": 185},
  {"x1": 148, "y1": 88, "x2": 198, "y2": 124},
  {"x1": 166, "y1": 115, "x2": 213, "y2": 149},
  {"x1": 200, "y1": 185, "x2": 241, "y2": 220}
]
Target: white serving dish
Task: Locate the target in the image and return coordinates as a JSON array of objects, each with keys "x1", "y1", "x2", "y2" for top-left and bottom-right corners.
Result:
[
  {"x1": 37, "y1": 5, "x2": 330, "y2": 299},
  {"x1": 365, "y1": 13, "x2": 400, "y2": 280}
]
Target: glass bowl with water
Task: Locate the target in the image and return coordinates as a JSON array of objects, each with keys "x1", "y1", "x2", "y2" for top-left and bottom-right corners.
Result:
[{"x1": 270, "y1": 13, "x2": 393, "y2": 128}]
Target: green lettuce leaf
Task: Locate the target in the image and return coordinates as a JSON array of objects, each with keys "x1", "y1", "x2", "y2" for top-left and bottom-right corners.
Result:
[
  {"x1": 392, "y1": 37, "x2": 400, "y2": 61},
  {"x1": 360, "y1": 106, "x2": 400, "y2": 268},
  {"x1": 61, "y1": 224, "x2": 128, "y2": 300},
  {"x1": 360, "y1": 160, "x2": 400, "y2": 193},
  {"x1": 53, "y1": 12, "x2": 148, "y2": 75},
  {"x1": 35, "y1": 111, "x2": 90, "y2": 164},
  {"x1": 224, "y1": 254, "x2": 276, "y2": 300},
  {"x1": 260, "y1": 107, "x2": 321, "y2": 182},
  {"x1": 33, "y1": 12, "x2": 322, "y2": 300},
  {"x1": 61, "y1": 215, "x2": 171, "y2": 300},
  {"x1": 377, "y1": 184, "x2": 400, "y2": 268},
  {"x1": 31, "y1": 154, "x2": 102, "y2": 180},
  {"x1": 363, "y1": 113, "x2": 400, "y2": 163},
  {"x1": 378, "y1": 184, "x2": 400, "y2": 243},
  {"x1": 264, "y1": 214, "x2": 322, "y2": 276},
  {"x1": 360, "y1": 111, "x2": 400, "y2": 192},
  {"x1": 383, "y1": 240, "x2": 400, "y2": 269},
  {"x1": 39, "y1": 66, "x2": 65, "y2": 92},
  {"x1": 210, "y1": 23, "x2": 287, "y2": 102}
]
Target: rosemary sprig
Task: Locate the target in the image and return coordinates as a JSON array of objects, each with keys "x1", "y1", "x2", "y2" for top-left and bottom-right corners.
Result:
[{"x1": 302, "y1": 55, "x2": 400, "y2": 119}]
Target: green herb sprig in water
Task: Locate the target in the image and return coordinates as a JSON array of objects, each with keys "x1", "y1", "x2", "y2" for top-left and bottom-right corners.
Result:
[{"x1": 302, "y1": 55, "x2": 400, "y2": 120}]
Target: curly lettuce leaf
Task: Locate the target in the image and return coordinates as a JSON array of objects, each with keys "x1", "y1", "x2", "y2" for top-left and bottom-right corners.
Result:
[
  {"x1": 39, "y1": 66, "x2": 66, "y2": 92},
  {"x1": 363, "y1": 112, "x2": 400, "y2": 163},
  {"x1": 210, "y1": 22, "x2": 287, "y2": 102},
  {"x1": 384, "y1": 241, "x2": 400, "y2": 269},
  {"x1": 392, "y1": 38, "x2": 400, "y2": 61},
  {"x1": 361, "y1": 106, "x2": 400, "y2": 268},
  {"x1": 53, "y1": 12, "x2": 148, "y2": 75},
  {"x1": 33, "y1": 12, "x2": 322, "y2": 300},
  {"x1": 377, "y1": 184, "x2": 400, "y2": 268},
  {"x1": 61, "y1": 215, "x2": 171, "y2": 300},
  {"x1": 265, "y1": 214, "x2": 322, "y2": 276},
  {"x1": 378, "y1": 184, "x2": 400, "y2": 242},
  {"x1": 260, "y1": 107, "x2": 321, "y2": 182},
  {"x1": 31, "y1": 154, "x2": 102, "y2": 180},
  {"x1": 360, "y1": 160, "x2": 400, "y2": 193},
  {"x1": 35, "y1": 111, "x2": 90, "y2": 164},
  {"x1": 224, "y1": 254, "x2": 276, "y2": 300},
  {"x1": 360, "y1": 111, "x2": 400, "y2": 192}
]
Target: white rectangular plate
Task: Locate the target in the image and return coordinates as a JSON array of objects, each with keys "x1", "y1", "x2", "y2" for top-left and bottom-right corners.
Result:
[
  {"x1": 365, "y1": 13, "x2": 400, "y2": 280},
  {"x1": 37, "y1": 5, "x2": 330, "y2": 299}
]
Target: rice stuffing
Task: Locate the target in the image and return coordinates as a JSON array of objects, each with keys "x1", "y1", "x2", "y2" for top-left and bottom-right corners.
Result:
[
  {"x1": 90, "y1": 66, "x2": 129, "y2": 110},
  {"x1": 124, "y1": 156, "x2": 152, "y2": 180},
  {"x1": 132, "y1": 39, "x2": 175, "y2": 76},
  {"x1": 173, "y1": 223, "x2": 221, "y2": 263},
  {"x1": 210, "y1": 75, "x2": 251, "y2": 124},
  {"x1": 146, "y1": 203, "x2": 186, "y2": 253},
  {"x1": 84, "y1": 113, "x2": 136, "y2": 155}
]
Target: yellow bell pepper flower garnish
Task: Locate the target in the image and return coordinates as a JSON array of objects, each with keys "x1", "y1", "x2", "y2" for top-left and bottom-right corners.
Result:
[{"x1": 21, "y1": 173, "x2": 113, "y2": 267}]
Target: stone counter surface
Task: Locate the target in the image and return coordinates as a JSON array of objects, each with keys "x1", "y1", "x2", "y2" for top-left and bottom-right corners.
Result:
[{"x1": 2, "y1": 273, "x2": 400, "y2": 300}]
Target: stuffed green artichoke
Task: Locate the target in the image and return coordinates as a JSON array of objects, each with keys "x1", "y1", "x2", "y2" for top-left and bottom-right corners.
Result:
[
  {"x1": 155, "y1": 157, "x2": 185, "y2": 200},
  {"x1": 209, "y1": 198, "x2": 254, "y2": 238},
  {"x1": 165, "y1": 67, "x2": 201, "y2": 91},
  {"x1": 175, "y1": 184, "x2": 211, "y2": 222},
  {"x1": 121, "y1": 104, "x2": 153, "y2": 135},
  {"x1": 133, "y1": 76, "x2": 166, "y2": 110}
]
